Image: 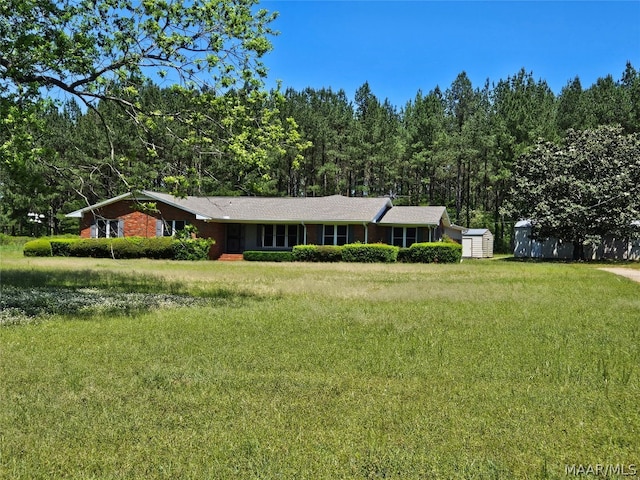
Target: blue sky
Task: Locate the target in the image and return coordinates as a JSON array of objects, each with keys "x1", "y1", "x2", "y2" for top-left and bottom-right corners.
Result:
[{"x1": 261, "y1": 1, "x2": 640, "y2": 108}]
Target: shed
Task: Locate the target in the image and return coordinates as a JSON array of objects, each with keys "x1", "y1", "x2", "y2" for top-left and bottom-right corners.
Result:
[
  {"x1": 462, "y1": 229, "x2": 494, "y2": 258},
  {"x1": 514, "y1": 219, "x2": 640, "y2": 260}
]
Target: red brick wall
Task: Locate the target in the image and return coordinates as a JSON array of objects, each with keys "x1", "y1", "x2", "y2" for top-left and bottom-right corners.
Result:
[
  {"x1": 198, "y1": 222, "x2": 225, "y2": 259},
  {"x1": 305, "y1": 225, "x2": 319, "y2": 244},
  {"x1": 78, "y1": 200, "x2": 225, "y2": 259},
  {"x1": 367, "y1": 224, "x2": 387, "y2": 244}
]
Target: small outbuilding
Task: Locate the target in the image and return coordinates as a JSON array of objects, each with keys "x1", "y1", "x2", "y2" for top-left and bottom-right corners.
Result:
[
  {"x1": 462, "y1": 229, "x2": 494, "y2": 258},
  {"x1": 514, "y1": 219, "x2": 640, "y2": 261}
]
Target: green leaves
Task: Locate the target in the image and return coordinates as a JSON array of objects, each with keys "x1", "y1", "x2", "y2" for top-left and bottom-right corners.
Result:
[
  {"x1": 1, "y1": 0, "x2": 308, "y2": 208},
  {"x1": 506, "y1": 126, "x2": 640, "y2": 258},
  {"x1": 1, "y1": 0, "x2": 280, "y2": 133}
]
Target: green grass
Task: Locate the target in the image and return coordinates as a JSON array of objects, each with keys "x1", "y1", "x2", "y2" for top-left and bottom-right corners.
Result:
[{"x1": 1, "y1": 249, "x2": 639, "y2": 479}]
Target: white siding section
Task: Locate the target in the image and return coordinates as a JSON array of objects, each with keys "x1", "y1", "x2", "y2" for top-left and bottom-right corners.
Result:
[{"x1": 462, "y1": 229, "x2": 494, "y2": 258}]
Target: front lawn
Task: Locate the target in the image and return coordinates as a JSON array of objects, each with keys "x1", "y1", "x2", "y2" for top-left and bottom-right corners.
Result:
[{"x1": 1, "y1": 252, "x2": 638, "y2": 479}]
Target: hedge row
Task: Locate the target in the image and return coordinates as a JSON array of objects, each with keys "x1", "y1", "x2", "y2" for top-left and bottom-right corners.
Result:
[
  {"x1": 243, "y1": 251, "x2": 294, "y2": 262},
  {"x1": 291, "y1": 245, "x2": 343, "y2": 262},
  {"x1": 405, "y1": 242, "x2": 462, "y2": 263},
  {"x1": 24, "y1": 237, "x2": 213, "y2": 261},
  {"x1": 24, "y1": 238, "x2": 461, "y2": 263},
  {"x1": 286, "y1": 242, "x2": 461, "y2": 263},
  {"x1": 341, "y1": 243, "x2": 398, "y2": 263}
]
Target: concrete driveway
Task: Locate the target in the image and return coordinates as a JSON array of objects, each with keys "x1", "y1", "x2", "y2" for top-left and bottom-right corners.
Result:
[{"x1": 599, "y1": 268, "x2": 640, "y2": 283}]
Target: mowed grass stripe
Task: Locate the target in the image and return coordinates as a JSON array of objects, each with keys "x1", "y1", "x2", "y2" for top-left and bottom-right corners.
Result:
[{"x1": 0, "y1": 255, "x2": 638, "y2": 478}]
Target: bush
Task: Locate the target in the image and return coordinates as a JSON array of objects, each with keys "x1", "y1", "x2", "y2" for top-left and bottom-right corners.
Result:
[
  {"x1": 1, "y1": 234, "x2": 31, "y2": 246},
  {"x1": 243, "y1": 251, "x2": 294, "y2": 262},
  {"x1": 317, "y1": 246, "x2": 343, "y2": 262},
  {"x1": 50, "y1": 238, "x2": 80, "y2": 257},
  {"x1": 292, "y1": 245, "x2": 343, "y2": 262},
  {"x1": 114, "y1": 237, "x2": 147, "y2": 259},
  {"x1": 23, "y1": 239, "x2": 52, "y2": 257},
  {"x1": 142, "y1": 237, "x2": 175, "y2": 259},
  {"x1": 69, "y1": 238, "x2": 114, "y2": 258},
  {"x1": 407, "y1": 242, "x2": 462, "y2": 263},
  {"x1": 67, "y1": 237, "x2": 212, "y2": 260},
  {"x1": 292, "y1": 245, "x2": 319, "y2": 262},
  {"x1": 341, "y1": 243, "x2": 398, "y2": 263},
  {"x1": 397, "y1": 247, "x2": 411, "y2": 263},
  {"x1": 172, "y1": 238, "x2": 213, "y2": 260}
]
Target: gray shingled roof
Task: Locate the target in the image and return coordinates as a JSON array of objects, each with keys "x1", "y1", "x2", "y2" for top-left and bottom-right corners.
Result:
[
  {"x1": 143, "y1": 191, "x2": 392, "y2": 223},
  {"x1": 377, "y1": 206, "x2": 449, "y2": 226},
  {"x1": 66, "y1": 191, "x2": 452, "y2": 226}
]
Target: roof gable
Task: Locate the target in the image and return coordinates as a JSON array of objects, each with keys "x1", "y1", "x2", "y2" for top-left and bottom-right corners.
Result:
[
  {"x1": 377, "y1": 206, "x2": 450, "y2": 226},
  {"x1": 66, "y1": 192, "x2": 147, "y2": 218}
]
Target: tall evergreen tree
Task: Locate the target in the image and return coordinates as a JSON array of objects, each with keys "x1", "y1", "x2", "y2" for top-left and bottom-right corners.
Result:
[
  {"x1": 557, "y1": 77, "x2": 588, "y2": 133},
  {"x1": 401, "y1": 88, "x2": 447, "y2": 204},
  {"x1": 445, "y1": 72, "x2": 479, "y2": 223}
]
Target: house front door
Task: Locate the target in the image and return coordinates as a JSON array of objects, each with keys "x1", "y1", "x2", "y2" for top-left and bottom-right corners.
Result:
[{"x1": 226, "y1": 224, "x2": 245, "y2": 253}]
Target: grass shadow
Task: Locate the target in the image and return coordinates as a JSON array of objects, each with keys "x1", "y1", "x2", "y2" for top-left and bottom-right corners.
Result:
[
  {"x1": 0, "y1": 267, "x2": 260, "y2": 324},
  {"x1": 0, "y1": 267, "x2": 186, "y2": 294}
]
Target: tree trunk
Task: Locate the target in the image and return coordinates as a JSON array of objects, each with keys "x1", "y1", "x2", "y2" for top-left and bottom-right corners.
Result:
[
  {"x1": 572, "y1": 241, "x2": 585, "y2": 261},
  {"x1": 455, "y1": 156, "x2": 462, "y2": 223}
]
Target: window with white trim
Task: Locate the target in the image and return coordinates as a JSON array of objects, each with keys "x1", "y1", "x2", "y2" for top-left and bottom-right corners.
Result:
[
  {"x1": 262, "y1": 224, "x2": 298, "y2": 248},
  {"x1": 162, "y1": 220, "x2": 187, "y2": 237},
  {"x1": 96, "y1": 219, "x2": 121, "y2": 238},
  {"x1": 323, "y1": 225, "x2": 348, "y2": 246},
  {"x1": 392, "y1": 227, "x2": 417, "y2": 248}
]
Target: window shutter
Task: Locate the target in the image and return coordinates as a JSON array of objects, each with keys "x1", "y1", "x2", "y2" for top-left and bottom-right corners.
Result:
[
  {"x1": 90, "y1": 220, "x2": 97, "y2": 238},
  {"x1": 348, "y1": 225, "x2": 354, "y2": 244},
  {"x1": 156, "y1": 220, "x2": 163, "y2": 238},
  {"x1": 118, "y1": 220, "x2": 125, "y2": 237}
]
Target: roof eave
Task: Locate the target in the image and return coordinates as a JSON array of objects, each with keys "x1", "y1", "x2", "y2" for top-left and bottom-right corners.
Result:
[
  {"x1": 377, "y1": 221, "x2": 441, "y2": 226},
  {"x1": 65, "y1": 192, "x2": 136, "y2": 218},
  {"x1": 440, "y1": 209, "x2": 452, "y2": 227},
  {"x1": 202, "y1": 218, "x2": 377, "y2": 224},
  {"x1": 140, "y1": 191, "x2": 213, "y2": 219}
]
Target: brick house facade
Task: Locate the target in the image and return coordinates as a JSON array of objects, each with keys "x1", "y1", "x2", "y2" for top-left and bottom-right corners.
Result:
[{"x1": 68, "y1": 191, "x2": 454, "y2": 260}]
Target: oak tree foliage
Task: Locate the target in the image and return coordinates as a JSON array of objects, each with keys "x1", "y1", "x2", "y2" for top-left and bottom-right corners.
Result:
[
  {"x1": 1, "y1": 0, "x2": 306, "y2": 201},
  {"x1": 505, "y1": 126, "x2": 640, "y2": 259}
]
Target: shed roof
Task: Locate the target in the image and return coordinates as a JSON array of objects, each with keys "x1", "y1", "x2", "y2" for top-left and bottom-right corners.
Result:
[
  {"x1": 464, "y1": 229, "x2": 492, "y2": 236},
  {"x1": 515, "y1": 220, "x2": 532, "y2": 228}
]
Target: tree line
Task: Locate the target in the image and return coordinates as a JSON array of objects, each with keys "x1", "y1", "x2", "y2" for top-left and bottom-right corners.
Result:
[{"x1": 2, "y1": 62, "x2": 639, "y2": 251}]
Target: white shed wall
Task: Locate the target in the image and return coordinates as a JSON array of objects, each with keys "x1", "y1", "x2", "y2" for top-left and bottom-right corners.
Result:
[
  {"x1": 514, "y1": 224, "x2": 640, "y2": 260},
  {"x1": 462, "y1": 230, "x2": 494, "y2": 258}
]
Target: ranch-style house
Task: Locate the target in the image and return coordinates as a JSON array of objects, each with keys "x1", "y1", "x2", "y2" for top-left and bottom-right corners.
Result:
[{"x1": 66, "y1": 191, "x2": 460, "y2": 260}]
